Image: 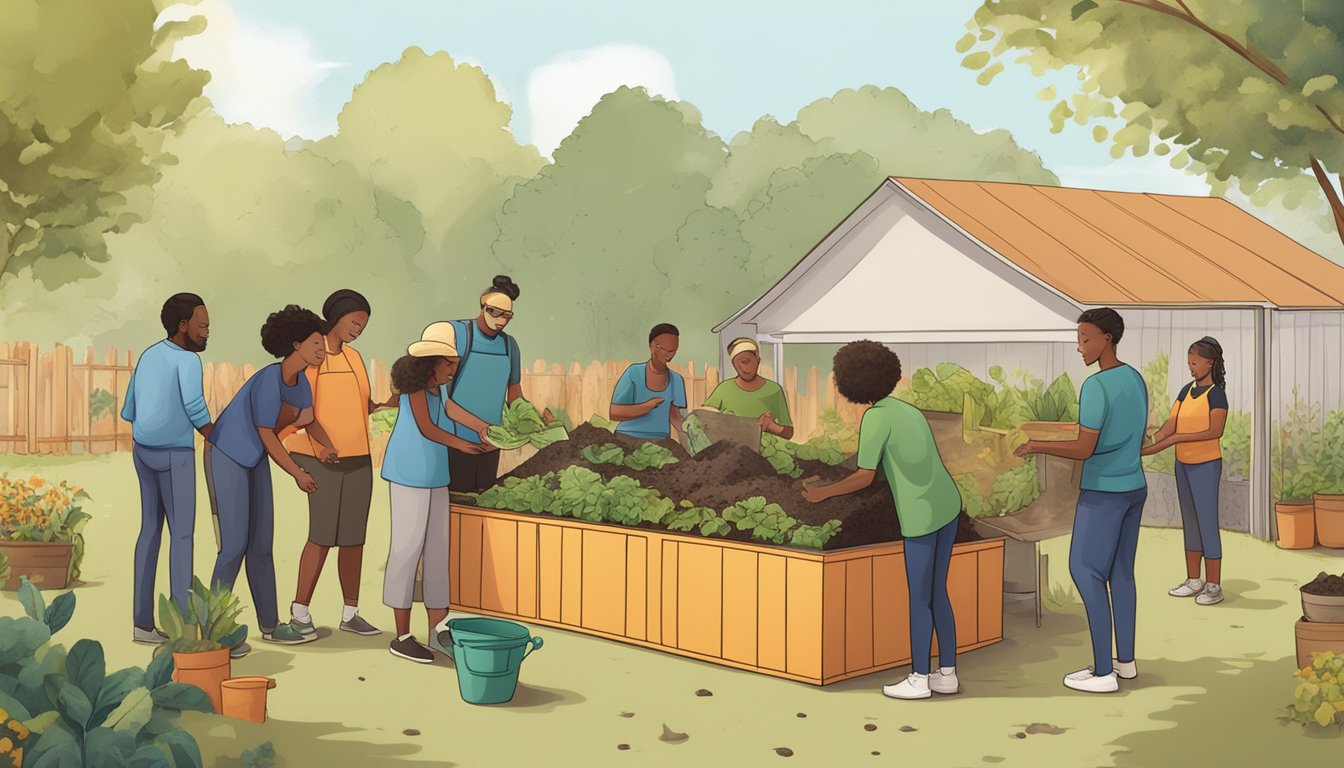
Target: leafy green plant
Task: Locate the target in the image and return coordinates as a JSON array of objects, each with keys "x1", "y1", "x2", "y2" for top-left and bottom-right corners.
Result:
[
  {"x1": 1288, "y1": 651, "x2": 1344, "y2": 728},
  {"x1": 723, "y1": 497, "x2": 798, "y2": 545},
  {"x1": 987, "y1": 367, "x2": 1079, "y2": 428},
  {"x1": 549, "y1": 407, "x2": 575, "y2": 432},
  {"x1": 0, "y1": 581, "x2": 212, "y2": 768},
  {"x1": 987, "y1": 461, "x2": 1040, "y2": 517},
  {"x1": 588, "y1": 414, "x2": 618, "y2": 433},
  {"x1": 157, "y1": 577, "x2": 248, "y2": 655},
  {"x1": 897, "y1": 362, "x2": 995, "y2": 414},
  {"x1": 666, "y1": 502, "x2": 730, "y2": 537},
  {"x1": 621, "y1": 443, "x2": 679, "y2": 471},
  {"x1": 553, "y1": 466, "x2": 608, "y2": 522},
  {"x1": 486, "y1": 399, "x2": 570, "y2": 450},
  {"x1": 813, "y1": 410, "x2": 859, "y2": 454},
  {"x1": 476, "y1": 474, "x2": 557, "y2": 515},
  {"x1": 682, "y1": 414, "x2": 712, "y2": 455},
  {"x1": 237, "y1": 741, "x2": 278, "y2": 768},
  {"x1": 759, "y1": 435, "x2": 803, "y2": 478},
  {"x1": 0, "y1": 475, "x2": 92, "y2": 584},
  {"x1": 88, "y1": 388, "x2": 117, "y2": 422},
  {"x1": 370, "y1": 408, "x2": 398, "y2": 436},
  {"x1": 955, "y1": 473, "x2": 990, "y2": 519},
  {"x1": 580, "y1": 443, "x2": 625, "y2": 466},
  {"x1": 790, "y1": 520, "x2": 842, "y2": 550}
]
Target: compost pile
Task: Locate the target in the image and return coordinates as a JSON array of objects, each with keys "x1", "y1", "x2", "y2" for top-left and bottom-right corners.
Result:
[
  {"x1": 460, "y1": 424, "x2": 979, "y2": 550},
  {"x1": 1302, "y1": 571, "x2": 1344, "y2": 596}
]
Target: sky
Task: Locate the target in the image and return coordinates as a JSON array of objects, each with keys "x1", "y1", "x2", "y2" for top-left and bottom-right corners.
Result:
[{"x1": 162, "y1": 0, "x2": 1212, "y2": 196}]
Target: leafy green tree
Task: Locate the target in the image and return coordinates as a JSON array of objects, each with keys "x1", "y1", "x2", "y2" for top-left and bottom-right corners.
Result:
[
  {"x1": 0, "y1": 0, "x2": 210, "y2": 282},
  {"x1": 962, "y1": 0, "x2": 1344, "y2": 251}
]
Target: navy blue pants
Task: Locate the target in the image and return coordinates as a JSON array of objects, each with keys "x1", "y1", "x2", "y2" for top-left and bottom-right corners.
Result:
[
  {"x1": 206, "y1": 447, "x2": 279, "y2": 632},
  {"x1": 132, "y1": 444, "x2": 196, "y2": 628},
  {"x1": 1070, "y1": 488, "x2": 1147, "y2": 676},
  {"x1": 905, "y1": 517, "x2": 958, "y2": 675},
  {"x1": 1175, "y1": 459, "x2": 1222, "y2": 560}
]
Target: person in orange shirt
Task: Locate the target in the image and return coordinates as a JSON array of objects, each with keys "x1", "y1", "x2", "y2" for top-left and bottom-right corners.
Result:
[
  {"x1": 1143, "y1": 337, "x2": 1229, "y2": 606},
  {"x1": 280, "y1": 290, "x2": 396, "y2": 637}
]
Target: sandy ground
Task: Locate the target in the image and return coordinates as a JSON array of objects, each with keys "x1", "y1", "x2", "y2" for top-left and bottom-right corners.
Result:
[{"x1": 2, "y1": 453, "x2": 1343, "y2": 767}]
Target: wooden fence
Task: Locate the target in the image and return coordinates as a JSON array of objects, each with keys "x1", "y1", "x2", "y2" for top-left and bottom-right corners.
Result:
[{"x1": 0, "y1": 342, "x2": 865, "y2": 457}]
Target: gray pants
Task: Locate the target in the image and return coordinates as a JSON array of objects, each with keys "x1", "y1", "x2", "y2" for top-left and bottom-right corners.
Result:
[
  {"x1": 383, "y1": 483, "x2": 451, "y2": 610},
  {"x1": 132, "y1": 444, "x2": 196, "y2": 629},
  {"x1": 206, "y1": 446, "x2": 279, "y2": 631}
]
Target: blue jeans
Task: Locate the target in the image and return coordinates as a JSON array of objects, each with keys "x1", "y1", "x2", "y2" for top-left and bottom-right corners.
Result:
[
  {"x1": 905, "y1": 518, "x2": 958, "y2": 675},
  {"x1": 206, "y1": 447, "x2": 279, "y2": 631},
  {"x1": 1176, "y1": 459, "x2": 1222, "y2": 560},
  {"x1": 1070, "y1": 488, "x2": 1147, "y2": 676},
  {"x1": 132, "y1": 444, "x2": 196, "y2": 629}
]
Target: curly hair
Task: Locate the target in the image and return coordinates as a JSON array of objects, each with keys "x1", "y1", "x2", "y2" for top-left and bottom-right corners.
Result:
[
  {"x1": 160, "y1": 293, "x2": 205, "y2": 336},
  {"x1": 259, "y1": 305, "x2": 328, "y2": 358},
  {"x1": 1077, "y1": 307, "x2": 1125, "y2": 345},
  {"x1": 833, "y1": 341, "x2": 903, "y2": 405},
  {"x1": 390, "y1": 354, "x2": 444, "y2": 395},
  {"x1": 1190, "y1": 336, "x2": 1227, "y2": 390}
]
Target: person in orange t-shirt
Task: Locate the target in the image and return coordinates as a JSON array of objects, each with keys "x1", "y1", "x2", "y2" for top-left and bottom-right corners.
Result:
[
  {"x1": 279, "y1": 290, "x2": 396, "y2": 638},
  {"x1": 1143, "y1": 337, "x2": 1229, "y2": 607}
]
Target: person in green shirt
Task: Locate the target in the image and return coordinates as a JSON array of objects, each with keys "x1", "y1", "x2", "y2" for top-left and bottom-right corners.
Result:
[
  {"x1": 802, "y1": 340, "x2": 963, "y2": 701},
  {"x1": 703, "y1": 338, "x2": 794, "y2": 439}
]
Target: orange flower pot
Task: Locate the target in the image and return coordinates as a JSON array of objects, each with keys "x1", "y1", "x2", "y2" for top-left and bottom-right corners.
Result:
[
  {"x1": 172, "y1": 648, "x2": 231, "y2": 714},
  {"x1": 222, "y1": 676, "x2": 277, "y2": 724},
  {"x1": 1313, "y1": 494, "x2": 1344, "y2": 548},
  {"x1": 1276, "y1": 501, "x2": 1316, "y2": 550}
]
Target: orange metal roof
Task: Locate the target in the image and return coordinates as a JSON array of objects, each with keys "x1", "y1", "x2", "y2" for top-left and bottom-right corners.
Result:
[{"x1": 891, "y1": 177, "x2": 1344, "y2": 308}]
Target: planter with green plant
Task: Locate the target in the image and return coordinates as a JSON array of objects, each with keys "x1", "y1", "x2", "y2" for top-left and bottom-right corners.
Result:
[
  {"x1": 0, "y1": 578, "x2": 213, "y2": 767},
  {"x1": 0, "y1": 474, "x2": 91, "y2": 590},
  {"x1": 157, "y1": 577, "x2": 248, "y2": 714}
]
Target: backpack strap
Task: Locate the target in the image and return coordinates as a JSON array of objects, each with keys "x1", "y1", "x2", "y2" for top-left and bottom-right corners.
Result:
[{"x1": 446, "y1": 319, "x2": 474, "y2": 398}]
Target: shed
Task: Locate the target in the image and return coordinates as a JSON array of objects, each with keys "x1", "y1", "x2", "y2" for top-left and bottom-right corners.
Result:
[{"x1": 716, "y1": 177, "x2": 1344, "y2": 540}]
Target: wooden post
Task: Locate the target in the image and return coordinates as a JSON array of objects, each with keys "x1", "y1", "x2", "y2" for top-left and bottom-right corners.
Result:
[
  {"x1": 52, "y1": 344, "x2": 69, "y2": 454},
  {"x1": 26, "y1": 343, "x2": 39, "y2": 454},
  {"x1": 83, "y1": 348, "x2": 94, "y2": 454}
]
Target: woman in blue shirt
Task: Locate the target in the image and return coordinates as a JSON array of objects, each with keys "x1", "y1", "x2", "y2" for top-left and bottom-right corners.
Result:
[
  {"x1": 610, "y1": 323, "x2": 687, "y2": 440},
  {"x1": 1017, "y1": 308, "x2": 1148, "y2": 694},
  {"x1": 381, "y1": 323, "x2": 493, "y2": 664},
  {"x1": 207, "y1": 305, "x2": 336, "y2": 653}
]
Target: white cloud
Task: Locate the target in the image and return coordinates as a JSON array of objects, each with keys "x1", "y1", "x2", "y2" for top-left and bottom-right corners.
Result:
[
  {"x1": 157, "y1": 0, "x2": 343, "y2": 140},
  {"x1": 527, "y1": 44, "x2": 679, "y2": 157},
  {"x1": 1054, "y1": 155, "x2": 1212, "y2": 196}
]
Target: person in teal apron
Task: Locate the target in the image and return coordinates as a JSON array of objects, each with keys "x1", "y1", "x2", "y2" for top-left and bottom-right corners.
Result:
[
  {"x1": 610, "y1": 323, "x2": 687, "y2": 440},
  {"x1": 443, "y1": 275, "x2": 550, "y2": 492}
]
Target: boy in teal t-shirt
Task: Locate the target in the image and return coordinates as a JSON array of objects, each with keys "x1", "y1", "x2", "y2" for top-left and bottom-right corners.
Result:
[{"x1": 802, "y1": 341, "x2": 962, "y2": 702}]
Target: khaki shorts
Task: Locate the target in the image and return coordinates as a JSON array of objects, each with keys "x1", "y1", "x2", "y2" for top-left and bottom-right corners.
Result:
[{"x1": 291, "y1": 454, "x2": 373, "y2": 547}]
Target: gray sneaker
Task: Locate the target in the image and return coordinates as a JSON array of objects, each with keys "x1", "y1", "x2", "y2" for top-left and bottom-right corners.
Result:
[
  {"x1": 1195, "y1": 583, "x2": 1224, "y2": 606},
  {"x1": 132, "y1": 626, "x2": 169, "y2": 645},
  {"x1": 429, "y1": 629, "x2": 453, "y2": 657},
  {"x1": 290, "y1": 617, "x2": 317, "y2": 636},
  {"x1": 339, "y1": 613, "x2": 381, "y2": 636},
  {"x1": 262, "y1": 623, "x2": 317, "y2": 645},
  {"x1": 230, "y1": 641, "x2": 252, "y2": 659}
]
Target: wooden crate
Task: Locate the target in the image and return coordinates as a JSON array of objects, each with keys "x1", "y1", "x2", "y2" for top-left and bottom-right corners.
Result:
[{"x1": 448, "y1": 505, "x2": 1005, "y2": 685}]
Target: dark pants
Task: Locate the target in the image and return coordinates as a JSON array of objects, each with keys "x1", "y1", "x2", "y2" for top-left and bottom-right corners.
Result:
[
  {"x1": 1175, "y1": 459, "x2": 1223, "y2": 560},
  {"x1": 132, "y1": 444, "x2": 196, "y2": 629},
  {"x1": 206, "y1": 447, "x2": 279, "y2": 631},
  {"x1": 1070, "y1": 488, "x2": 1147, "y2": 676},
  {"x1": 905, "y1": 518, "x2": 958, "y2": 675},
  {"x1": 448, "y1": 448, "x2": 502, "y2": 493}
]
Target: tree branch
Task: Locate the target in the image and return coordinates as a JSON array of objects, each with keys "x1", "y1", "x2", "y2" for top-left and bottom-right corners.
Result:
[
  {"x1": 1114, "y1": 0, "x2": 1292, "y2": 87},
  {"x1": 1309, "y1": 155, "x2": 1344, "y2": 251}
]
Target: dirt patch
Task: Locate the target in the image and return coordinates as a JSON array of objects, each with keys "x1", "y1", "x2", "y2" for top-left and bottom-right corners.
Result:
[
  {"x1": 863, "y1": 724, "x2": 877, "y2": 732},
  {"x1": 1303, "y1": 571, "x2": 1344, "y2": 596},
  {"x1": 899, "y1": 726, "x2": 917, "y2": 733},
  {"x1": 1021, "y1": 723, "x2": 1068, "y2": 736},
  {"x1": 774, "y1": 747, "x2": 794, "y2": 757},
  {"x1": 695, "y1": 689, "x2": 713, "y2": 697},
  {"x1": 659, "y1": 725, "x2": 688, "y2": 744}
]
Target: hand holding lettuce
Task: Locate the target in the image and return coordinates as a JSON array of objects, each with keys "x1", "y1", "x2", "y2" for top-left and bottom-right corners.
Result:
[{"x1": 486, "y1": 399, "x2": 570, "y2": 450}]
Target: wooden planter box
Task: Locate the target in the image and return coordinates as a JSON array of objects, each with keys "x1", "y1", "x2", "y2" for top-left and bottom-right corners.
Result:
[
  {"x1": 0, "y1": 541, "x2": 73, "y2": 590},
  {"x1": 448, "y1": 505, "x2": 1005, "y2": 685}
]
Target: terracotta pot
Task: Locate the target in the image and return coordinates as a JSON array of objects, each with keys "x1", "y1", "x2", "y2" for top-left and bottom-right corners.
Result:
[
  {"x1": 0, "y1": 541, "x2": 73, "y2": 590},
  {"x1": 1302, "y1": 591, "x2": 1344, "y2": 624},
  {"x1": 222, "y1": 676, "x2": 276, "y2": 724},
  {"x1": 172, "y1": 647, "x2": 231, "y2": 714},
  {"x1": 1296, "y1": 618, "x2": 1344, "y2": 670},
  {"x1": 1313, "y1": 494, "x2": 1344, "y2": 548},
  {"x1": 1276, "y1": 501, "x2": 1316, "y2": 549}
]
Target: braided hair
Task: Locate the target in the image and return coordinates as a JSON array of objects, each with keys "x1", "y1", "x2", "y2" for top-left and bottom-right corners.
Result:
[{"x1": 1189, "y1": 336, "x2": 1226, "y2": 391}]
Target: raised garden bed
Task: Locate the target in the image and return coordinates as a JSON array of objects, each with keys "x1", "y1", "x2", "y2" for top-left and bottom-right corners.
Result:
[{"x1": 448, "y1": 504, "x2": 1004, "y2": 685}]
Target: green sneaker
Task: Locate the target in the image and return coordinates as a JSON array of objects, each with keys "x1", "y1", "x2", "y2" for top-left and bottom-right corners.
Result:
[
  {"x1": 290, "y1": 617, "x2": 317, "y2": 636},
  {"x1": 262, "y1": 622, "x2": 316, "y2": 645}
]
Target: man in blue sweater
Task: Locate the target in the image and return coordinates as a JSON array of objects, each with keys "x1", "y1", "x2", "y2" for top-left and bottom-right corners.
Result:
[{"x1": 121, "y1": 293, "x2": 214, "y2": 645}]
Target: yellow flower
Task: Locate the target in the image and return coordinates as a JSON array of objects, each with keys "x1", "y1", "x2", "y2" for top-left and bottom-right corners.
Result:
[
  {"x1": 0, "y1": 708, "x2": 7, "y2": 722},
  {"x1": 0, "y1": 738, "x2": 11, "y2": 754},
  {"x1": 8, "y1": 747, "x2": 19, "y2": 767},
  {"x1": 6, "y1": 721, "x2": 26, "y2": 741}
]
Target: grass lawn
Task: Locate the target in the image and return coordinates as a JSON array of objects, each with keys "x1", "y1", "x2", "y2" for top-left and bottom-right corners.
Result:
[{"x1": 3, "y1": 453, "x2": 1343, "y2": 767}]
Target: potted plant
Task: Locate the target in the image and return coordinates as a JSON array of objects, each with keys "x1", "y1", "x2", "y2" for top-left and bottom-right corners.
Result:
[
  {"x1": 0, "y1": 474, "x2": 91, "y2": 590},
  {"x1": 1314, "y1": 490, "x2": 1344, "y2": 548},
  {"x1": 1277, "y1": 472, "x2": 1321, "y2": 550},
  {"x1": 157, "y1": 577, "x2": 248, "y2": 714}
]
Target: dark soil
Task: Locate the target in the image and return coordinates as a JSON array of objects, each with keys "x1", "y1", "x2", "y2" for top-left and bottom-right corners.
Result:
[
  {"x1": 774, "y1": 748, "x2": 794, "y2": 757},
  {"x1": 1302, "y1": 571, "x2": 1344, "y2": 596},
  {"x1": 464, "y1": 424, "x2": 981, "y2": 551}
]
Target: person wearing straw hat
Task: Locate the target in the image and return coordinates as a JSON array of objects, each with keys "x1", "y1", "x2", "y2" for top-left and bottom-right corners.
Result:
[
  {"x1": 703, "y1": 337, "x2": 794, "y2": 440},
  {"x1": 441, "y1": 275, "x2": 551, "y2": 493},
  {"x1": 381, "y1": 322, "x2": 493, "y2": 664}
]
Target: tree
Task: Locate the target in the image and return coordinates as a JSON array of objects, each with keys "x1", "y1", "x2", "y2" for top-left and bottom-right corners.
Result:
[
  {"x1": 962, "y1": 0, "x2": 1344, "y2": 252},
  {"x1": 0, "y1": 0, "x2": 210, "y2": 282}
]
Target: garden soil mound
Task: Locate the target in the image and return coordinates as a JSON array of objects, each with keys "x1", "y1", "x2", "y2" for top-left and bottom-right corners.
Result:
[
  {"x1": 1303, "y1": 571, "x2": 1344, "y2": 596},
  {"x1": 467, "y1": 424, "x2": 980, "y2": 550}
]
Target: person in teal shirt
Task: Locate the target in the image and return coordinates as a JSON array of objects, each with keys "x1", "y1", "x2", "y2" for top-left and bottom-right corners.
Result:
[
  {"x1": 802, "y1": 341, "x2": 963, "y2": 701},
  {"x1": 703, "y1": 337, "x2": 794, "y2": 440},
  {"x1": 610, "y1": 323, "x2": 687, "y2": 440},
  {"x1": 1017, "y1": 307, "x2": 1148, "y2": 694}
]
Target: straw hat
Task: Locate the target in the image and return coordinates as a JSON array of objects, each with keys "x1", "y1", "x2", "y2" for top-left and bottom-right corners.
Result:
[{"x1": 408, "y1": 322, "x2": 459, "y2": 358}]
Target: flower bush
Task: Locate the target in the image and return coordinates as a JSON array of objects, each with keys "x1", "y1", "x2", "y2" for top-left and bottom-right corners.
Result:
[
  {"x1": 1288, "y1": 651, "x2": 1344, "y2": 729},
  {"x1": 0, "y1": 475, "x2": 91, "y2": 583}
]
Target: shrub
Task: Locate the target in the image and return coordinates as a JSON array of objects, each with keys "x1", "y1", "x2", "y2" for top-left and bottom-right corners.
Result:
[
  {"x1": 370, "y1": 408, "x2": 398, "y2": 436},
  {"x1": 157, "y1": 577, "x2": 248, "y2": 655},
  {"x1": 1287, "y1": 651, "x2": 1344, "y2": 729},
  {"x1": 0, "y1": 475, "x2": 92, "y2": 584}
]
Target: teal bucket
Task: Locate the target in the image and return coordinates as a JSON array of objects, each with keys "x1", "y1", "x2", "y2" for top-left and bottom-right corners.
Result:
[{"x1": 447, "y1": 617, "x2": 543, "y2": 705}]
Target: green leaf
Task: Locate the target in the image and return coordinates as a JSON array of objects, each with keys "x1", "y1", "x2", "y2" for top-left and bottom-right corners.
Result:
[
  {"x1": 955, "y1": 32, "x2": 976, "y2": 54},
  {"x1": 961, "y1": 51, "x2": 991, "y2": 70},
  {"x1": 67, "y1": 639, "x2": 107, "y2": 703},
  {"x1": 104, "y1": 686, "x2": 154, "y2": 736},
  {"x1": 144, "y1": 649, "x2": 175, "y2": 690},
  {"x1": 0, "y1": 690, "x2": 34, "y2": 722},
  {"x1": 24, "y1": 709, "x2": 61, "y2": 735},
  {"x1": 19, "y1": 576, "x2": 47, "y2": 621},
  {"x1": 153, "y1": 729, "x2": 204, "y2": 768},
  {"x1": 92, "y1": 667, "x2": 146, "y2": 728},
  {"x1": 1071, "y1": 0, "x2": 1099, "y2": 20},
  {"x1": 1315, "y1": 701, "x2": 1336, "y2": 727},
  {"x1": 58, "y1": 679, "x2": 94, "y2": 730},
  {"x1": 27, "y1": 721, "x2": 83, "y2": 767},
  {"x1": 1303, "y1": 74, "x2": 1338, "y2": 97},
  {"x1": 0, "y1": 615, "x2": 51, "y2": 665},
  {"x1": 86, "y1": 726, "x2": 138, "y2": 767},
  {"x1": 43, "y1": 591, "x2": 76, "y2": 635},
  {"x1": 150, "y1": 682, "x2": 213, "y2": 713},
  {"x1": 127, "y1": 745, "x2": 173, "y2": 768}
]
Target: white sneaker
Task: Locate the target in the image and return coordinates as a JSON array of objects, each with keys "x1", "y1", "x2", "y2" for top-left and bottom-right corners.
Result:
[
  {"x1": 882, "y1": 674, "x2": 932, "y2": 700},
  {"x1": 1168, "y1": 578, "x2": 1205, "y2": 597},
  {"x1": 1111, "y1": 659, "x2": 1137, "y2": 680},
  {"x1": 1195, "y1": 583, "x2": 1224, "y2": 606},
  {"x1": 1063, "y1": 668, "x2": 1119, "y2": 693},
  {"x1": 929, "y1": 668, "x2": 960, "y2": 695}
]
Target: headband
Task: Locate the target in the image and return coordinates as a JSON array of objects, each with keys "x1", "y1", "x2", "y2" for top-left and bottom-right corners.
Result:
[{"x1": 728, "y1": 338, "x2": 758, "y2": 359}]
